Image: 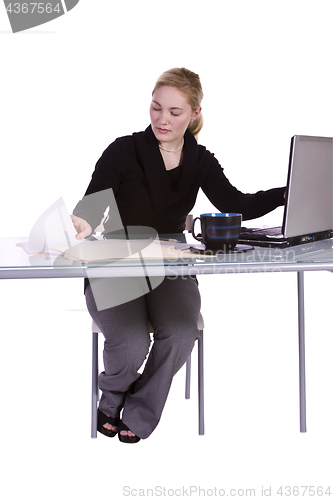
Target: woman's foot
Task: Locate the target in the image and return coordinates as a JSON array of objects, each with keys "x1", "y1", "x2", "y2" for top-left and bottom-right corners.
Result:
[
  {"x1": 118, "y1": 421, "x2": 141, "y2": 443},
  {"x1": 97, "y1": 409, "x2": 120, "y2": 438}
]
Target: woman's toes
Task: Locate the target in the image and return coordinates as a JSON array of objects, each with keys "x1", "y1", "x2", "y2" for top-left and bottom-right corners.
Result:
[
  {"x1": 120, "y1": 429, "x2": 136, "y2": 437},
  {"x1": 103, "y1": 423, "x2": 117, "y2": 432}
]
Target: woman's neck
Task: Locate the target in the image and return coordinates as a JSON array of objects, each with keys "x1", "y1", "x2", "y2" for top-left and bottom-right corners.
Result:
[
  {"x1": 158, "y1": 139, "x2": 184, "y2": 153},
  {"x1": 159, "y1": 147, "x2": 183, "y2": 171}
]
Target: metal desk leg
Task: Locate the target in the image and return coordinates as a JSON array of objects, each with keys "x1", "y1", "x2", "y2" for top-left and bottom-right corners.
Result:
[{"x1": 297, "y1": 271, "x2": 307, "y2": 432}]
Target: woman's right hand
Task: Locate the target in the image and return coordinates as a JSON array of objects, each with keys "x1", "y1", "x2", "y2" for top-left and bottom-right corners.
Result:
[{"x1": 70, "y1": 215, "x2": 92, "y2": 240}]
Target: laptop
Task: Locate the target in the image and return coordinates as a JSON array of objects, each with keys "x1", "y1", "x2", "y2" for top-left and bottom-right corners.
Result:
[{"x1": 239, "y1": 135, "x2": 333, "y2": 248}]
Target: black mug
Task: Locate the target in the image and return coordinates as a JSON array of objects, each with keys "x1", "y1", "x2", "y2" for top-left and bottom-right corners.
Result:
[{"x1": 191, "y1": 212, "x2": 242, "y2": 251}]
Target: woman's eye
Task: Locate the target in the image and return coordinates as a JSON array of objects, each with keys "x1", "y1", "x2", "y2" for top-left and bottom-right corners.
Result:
[{"x1": 152, "y1": 106, "x2": 179, "y2": 116}]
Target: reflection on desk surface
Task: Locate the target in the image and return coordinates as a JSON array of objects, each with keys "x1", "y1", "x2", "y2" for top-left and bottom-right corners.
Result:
[
  {"x1": 284, "y1": 238, "x2": 333, "y2": 260},
  {"x1": 0, "y1": 236, "x2": 332, "y2": 269}
]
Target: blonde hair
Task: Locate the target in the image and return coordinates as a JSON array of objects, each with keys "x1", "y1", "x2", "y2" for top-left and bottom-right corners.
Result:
[{"x1": 152, "y1": 67, "x2": 204, "y2": 139}]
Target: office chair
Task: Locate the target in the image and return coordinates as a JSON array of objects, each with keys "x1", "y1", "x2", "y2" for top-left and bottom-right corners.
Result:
[
  {"x1": 91, "y1": 315, "x2": 204, "y2": 438},
  {"x1": 90, "y1": 214, "x2": 205, "y2": 438}
]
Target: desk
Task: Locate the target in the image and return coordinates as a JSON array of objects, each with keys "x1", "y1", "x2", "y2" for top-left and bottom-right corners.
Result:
[{"x1": 1, "y1": 236, "x2": 332, "y2": 432}]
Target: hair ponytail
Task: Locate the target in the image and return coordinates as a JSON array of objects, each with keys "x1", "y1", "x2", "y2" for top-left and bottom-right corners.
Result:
[{"x1": 188, "y1": 114, "x2": 204, "y2": 141}]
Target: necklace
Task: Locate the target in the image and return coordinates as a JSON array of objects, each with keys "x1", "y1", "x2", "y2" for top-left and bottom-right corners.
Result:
[{"x1": 159, "y1": 140, "x2": 184, "y2": 153}]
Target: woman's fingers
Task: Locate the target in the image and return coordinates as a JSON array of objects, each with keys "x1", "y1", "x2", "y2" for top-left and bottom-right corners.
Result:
[{"x1": 70, "y1": 215, "x2": 92, "y2": 239}]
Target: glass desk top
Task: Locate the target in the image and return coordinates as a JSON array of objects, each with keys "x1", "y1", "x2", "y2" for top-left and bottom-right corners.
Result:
[{"x1": 1, "y1": 235, "x2": 332, "y2": 279}]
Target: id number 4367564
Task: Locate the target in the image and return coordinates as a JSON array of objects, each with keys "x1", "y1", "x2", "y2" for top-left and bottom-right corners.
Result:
[
  {"x1": 276, "y1": 486, "x2": 331, "y2": 496},
  {"x1": 5, "y1": 3, "x2": 62, "y2": 14}
]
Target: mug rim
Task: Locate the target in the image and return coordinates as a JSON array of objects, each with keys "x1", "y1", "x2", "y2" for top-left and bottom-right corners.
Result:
[{"x1": 201, "y1": 212, "x2": 242, "y2": 217}]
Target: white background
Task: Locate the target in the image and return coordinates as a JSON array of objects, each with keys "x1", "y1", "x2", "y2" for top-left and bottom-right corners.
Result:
[{"x1": 0, "y1": 1, "x2": 332, "y2": 499}]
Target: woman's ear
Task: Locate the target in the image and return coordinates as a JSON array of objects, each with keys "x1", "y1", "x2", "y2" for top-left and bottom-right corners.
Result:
[{"x1": 191, "y1": 107, "x2": 202, "y2": 121}]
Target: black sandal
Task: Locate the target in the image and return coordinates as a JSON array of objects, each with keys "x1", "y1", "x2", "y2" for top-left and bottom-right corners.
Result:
[
  {"x1": 97, "y1": 409, "x2": 120, "y2": 438},
  {"x1": 118, "y1": 421, "x2": 141, "y2": 443}
]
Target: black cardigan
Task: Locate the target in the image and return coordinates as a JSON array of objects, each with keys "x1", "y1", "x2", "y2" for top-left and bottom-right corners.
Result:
[{"x1": 73, "y1": 125, "x2": 285, "y2": 234}]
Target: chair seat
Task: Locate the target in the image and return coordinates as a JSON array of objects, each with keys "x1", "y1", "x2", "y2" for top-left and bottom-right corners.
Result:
[{"x1": 92, "y1": 312, "x2": 204, "y2": 334}]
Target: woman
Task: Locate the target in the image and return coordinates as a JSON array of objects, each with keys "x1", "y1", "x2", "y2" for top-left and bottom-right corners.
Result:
[{"x1": 72, "y1": 68, "x2": 285, "y2": 442}]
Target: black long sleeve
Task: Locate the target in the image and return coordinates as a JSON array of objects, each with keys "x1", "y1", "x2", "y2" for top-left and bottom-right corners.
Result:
[
  {"x1": 73, "y1": 126, "x2": 285, "y2": 234},
  {"x1": 200, "y1": 152, "x2": 285, "y2": 220}
]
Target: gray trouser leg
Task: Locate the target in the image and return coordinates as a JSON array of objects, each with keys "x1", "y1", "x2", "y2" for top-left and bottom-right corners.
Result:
[
  {"x1": 85, "y1": 276, "x2": 201, "y2": 439},
  {"x1": 85, "y1": 283, "x2": 151, "y2": 419}
]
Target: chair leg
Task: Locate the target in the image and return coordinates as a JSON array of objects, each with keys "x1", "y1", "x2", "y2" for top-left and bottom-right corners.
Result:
[
  {"x1": 185, "y1": 355, "x2": 192, "y2": 399},
  {"x1": 197, "y1": 329, "x2": 204, "y2": 435},
  {"x1": 91, "y1": 331, "x2": 99, "y2": 438},
  {"x1": 184, "y1": 330, "x2": 205, "y2": 435}
]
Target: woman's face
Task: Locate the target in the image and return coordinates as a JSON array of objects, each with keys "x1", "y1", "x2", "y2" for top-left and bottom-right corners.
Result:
[{"x1": 150, "y1": 86, "x2": 200, "y2": 147}]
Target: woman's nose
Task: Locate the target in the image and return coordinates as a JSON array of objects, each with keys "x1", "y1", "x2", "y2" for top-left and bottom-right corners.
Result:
[{"x1": 161, "y1": 112, "x2": 169, "y2": 125}]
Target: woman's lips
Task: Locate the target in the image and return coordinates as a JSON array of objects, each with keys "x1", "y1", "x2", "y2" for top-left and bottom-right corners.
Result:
[{"x1": 157, "y1": 128, "x2": 170, "y2": 134}]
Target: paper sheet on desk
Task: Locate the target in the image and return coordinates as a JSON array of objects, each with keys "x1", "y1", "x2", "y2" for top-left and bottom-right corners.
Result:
[
  {"x1": 52, "y1": 239, "x2": 209, "y2": 262},
  {"x1": 52, "y1": 239, "x2": 183, "y2": 261},
  {"x1": 15, "y1": 197, "x2": 79, "y2": 258}
]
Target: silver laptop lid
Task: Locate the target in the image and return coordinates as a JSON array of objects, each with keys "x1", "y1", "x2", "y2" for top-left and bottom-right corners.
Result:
[{"x1": 283, "y1": 135, "x2": 333, "y2": 238}]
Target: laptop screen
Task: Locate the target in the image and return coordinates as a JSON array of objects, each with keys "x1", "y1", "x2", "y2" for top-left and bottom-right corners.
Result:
[{"x1": 282, "y1": 135, "x2": 333, "y2": 238}]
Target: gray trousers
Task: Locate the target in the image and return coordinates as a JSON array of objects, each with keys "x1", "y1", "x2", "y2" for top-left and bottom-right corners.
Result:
[{"x1": 85, "y1": 276, "x2": 201, "y2": 439}]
